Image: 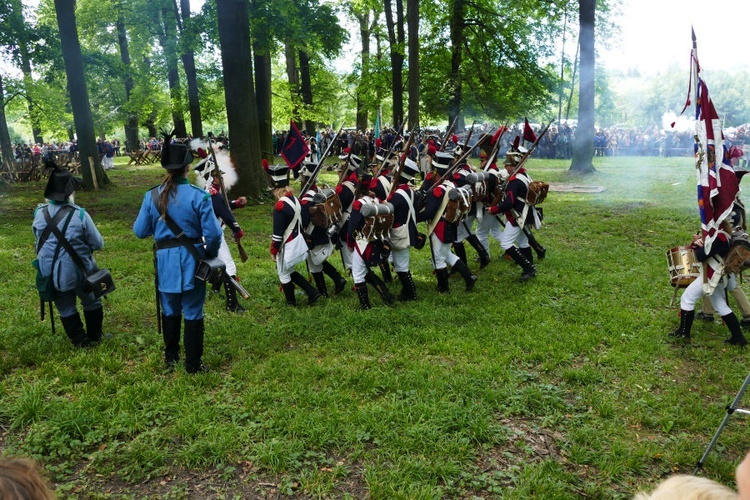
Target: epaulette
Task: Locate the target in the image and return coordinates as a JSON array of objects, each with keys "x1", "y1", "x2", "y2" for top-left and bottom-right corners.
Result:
[
  {"x1": 434, "y1": 186, "x2": 444, "y2": 197},
  {"x1": 426, "y1": 172, "x2": 436, "y2": 181},
  {"x1": 274, "y1": 200, "x2": 285, "y2": 212},
  {"x1": 335, "y1": 184, "x2": 344, "y2": 195},
  {"x1": 353, "y1": 200, "x2": 363, "y2": 211},
  {"x1": 33, "y1": 203, "x2": 49, "y2": 216}
]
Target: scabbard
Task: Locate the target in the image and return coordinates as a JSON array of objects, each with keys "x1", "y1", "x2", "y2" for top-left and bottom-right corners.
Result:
[{"x1": 154, "y1": 244, "x2": 161, "y2": 335}]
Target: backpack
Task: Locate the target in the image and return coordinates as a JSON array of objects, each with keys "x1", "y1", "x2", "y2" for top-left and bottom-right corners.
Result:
[
  {"x1": 725, "y1": 231, "x2": 750, "y2": 274},
  {"x1": 526, "y1": 181, "x2": 550, "y2": 205}
]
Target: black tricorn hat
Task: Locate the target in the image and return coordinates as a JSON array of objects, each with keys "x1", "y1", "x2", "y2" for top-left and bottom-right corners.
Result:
[{"x1": 44, "y1": 158, "x2": 82, "y2": 201}]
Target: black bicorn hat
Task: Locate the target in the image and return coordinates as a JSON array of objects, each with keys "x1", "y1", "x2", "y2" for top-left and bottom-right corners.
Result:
[
  {"x1": 43, "y1": 157, "x2": 82, "y2": 202},
  {"x1": 160, "y1": 129, "x2": 193, "y2": 170}
]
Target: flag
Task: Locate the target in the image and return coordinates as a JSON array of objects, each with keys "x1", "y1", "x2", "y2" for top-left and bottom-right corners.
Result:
[
  {"x1": 374, "y1": 109, "x2": 381, "y2": 139},
  {"x1": 281, "y1": 120, "x2": 309, "y2": 170},
  {"x1": 694, "y1": 75, "x2": 739, "y2": 292},
  {"x1": 523, "y1": 118, "x2": 537, "y2": 143}
]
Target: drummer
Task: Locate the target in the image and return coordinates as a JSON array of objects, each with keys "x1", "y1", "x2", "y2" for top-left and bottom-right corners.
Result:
[{"x1": 669, "y1": 222, "x2": 747, "y2": 346}]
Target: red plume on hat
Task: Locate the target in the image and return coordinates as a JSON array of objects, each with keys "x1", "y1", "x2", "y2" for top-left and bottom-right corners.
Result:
[
  {"x1": 512, "y1": 135, "x2": 521, "y2": 151},
  {"x1": 262, "y1": 159, "x2": 270, "y2": 171},
  {"x1": 491, "y1": 126, "x2": 505, "y2": 146},
  {"x1": 451, "y1": 133, "x2": 458, "y2": 144},
  {"x1": 375, "y1": 138, "x2": 382, "y2": 148},
  {"x1": 427, "y1": 145, "x2": 437, "y2": 156},
  {"x1": 196, "y1": 148, "x2": 208, "y2": 159},
  {"x1": 523, "y1": 118, "x2": 537, "y2": 143}
]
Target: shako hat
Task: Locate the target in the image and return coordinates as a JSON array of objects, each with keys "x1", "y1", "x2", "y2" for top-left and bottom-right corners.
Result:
[
  {"x1": 432, "y1": 151, "x2": 453, "y2": 175},
  {"x1": 262, "y1": 159, "x2": 290, "y2": 188},
  {"x1": 398, "y1": 158, "x2": 420, "y2": 182}
]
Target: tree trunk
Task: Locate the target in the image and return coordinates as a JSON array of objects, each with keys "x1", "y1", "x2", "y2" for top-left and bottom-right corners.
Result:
[
  {"x1": 299, "y1": 50, "x2": 315, "y2": 136},
  {"x1": 285, "y1": 40, "x2": 300, "y2": 122},
  {"x1": 177, "y1": 0, "x2": 203, "y2": 138},
  {"x1": 0, "y1": 74, "x2": 15, "y2": 168},
  {"x1": 156, "y1": 2, "x2": 187, "y2": 137},
  {"x1": 407, "y1": 0, "x2": 419, "y2": 129},
  {"x1": 54, "y1": 0, "x2": 109, "y2": 189},
  {"x1": 253, "y1": 47, "x2": 273, "y2": 161},
  {"x1": 447, "y1": 0, "x2": 465, "y2": 128},
  {"x1": 570, "y1": 0, "x2": 596, "y2": 173},
  {"x1": 115, "y1": 6, "x2": 140, "y2": 152},
  {"x1": 216, "y1": 0, "x2": 264, "y2": 199},
  {"x1": 9, "y1": 0, "x2": 43, "y2": 144},
  {"x1": 355, "y1": 11, "x2": 370, "y2": 132},
  {"x1": 384, "y1": 0, "x2": 405, "y2": 125}
]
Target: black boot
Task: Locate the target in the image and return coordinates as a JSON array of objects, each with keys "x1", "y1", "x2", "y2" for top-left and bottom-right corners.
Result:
[
  {"x1": 312, "y1": 272, "x2": 329, "y2": 298},
  {"x1": 519, "y1": 246, "x2": 534, "y2": 267},
  {"x1": 323, "y1": 261, "x2": 347, "y2": 295},
  {"x1": 435, "y1": 268, "x2": 450, "y2": 293},
  {"x1": 453, "y1": 241, "x2": 468, "y2": 264},
  {"x1": 527, "y1": 230, "x2": 546, "y2": 260},
  {"x1": 355, "y1": 282, "x2": 371, "y2": 310},
  {"x1": 291, "y1": 271, "x2": 322, "y2": 305},
  {"x1": 83, "y1": 306, "x2": 104, "y2": 344},
  {"x1": 397, "y1": 271, "x2": 417, "y2": 301},
  {"x1": 282, "y1": 282, "x2": 297, "y2": 306},
  {"x1": 224, "y1": 275, "x2": 246, "y2": 313},
  {"x1": 61, "y1": 312, "x2": 89, "y2": 348},
  {"x1": 669, "y1": 309, "x2": 694, "y2": 339},
  {"x1": 723, "y1": 312, "x2": 748, "y2": 346},
  {"x1": 379, "y1": 260, "x2": 393, "y2": 284},
  {"x1": 466, "y1": 234, "x2": 491, "y2": 269},
  {"x1": 451, "y1": 260, "x2": 478, "y2": 291},
  {"x1": 366, "y1": 271, "x2": 395, "y2": 304},
  {"x1": 184, "y1": 318, "x2": 207, "y2": 374},
  {"x1": 161, "y1": 314, "x2": 182, "y2": 369},
  {"x1": 506, "y1": 247, "x2": 536, "y2": 282}
]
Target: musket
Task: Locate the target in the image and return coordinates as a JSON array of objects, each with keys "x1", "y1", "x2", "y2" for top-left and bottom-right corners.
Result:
[
  {"x1": 373, "y1": 120, "x2": 405, "y2": 177},
  {"x1": 463, "y1": 120, "x2": 477, "y2": 153},
  {"x1": 206, "y1": 132, "x2": 249, "y2": 263},
  {"x1": 483, "y1": 125, "x2": 509, "y2": 172},
  {"x1": 388, "y1": 125, "x2": 419, "y2": 197},
  {"x1": 426, "y1": 131, "x2": 490, "y2": 194},
  {"x1": 439, "y1": 115, "x2": 459, "y2": 151},
  {"x1": 223, "y1": 271, "x2": 250, "y2": 299},
  {"x1": 497, "y1": 120, "x2": 553, "y2": 194},
  {"x1": 301, "y1": 123, "x2": 345, "y2": 194}
]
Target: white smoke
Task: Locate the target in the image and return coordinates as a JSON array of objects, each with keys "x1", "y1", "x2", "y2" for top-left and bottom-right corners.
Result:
[
  {"x1": 662, "y1": 111, "x2": 694, "y2": 133},
  {"x1": 189, "y1": 138, "x2": 238, "y2": 190}
]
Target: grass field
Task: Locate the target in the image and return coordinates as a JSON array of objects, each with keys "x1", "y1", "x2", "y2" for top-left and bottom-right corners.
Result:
[{"x1": 1, "y1": 154, "x2": 749, "y2": 499}]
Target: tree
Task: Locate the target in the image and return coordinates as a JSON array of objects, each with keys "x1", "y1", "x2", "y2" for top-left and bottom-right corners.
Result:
[
  {"x1": 0, "y1": 73, "x2": 15, "y2": 167},
  {"x1": 406, "y1": 0, "x2": 418, "y2": 129},
  {"x1": 383, "y1": 0, "x2": 405, "y2": 125},
  {"x1": 216, "y1": 0, "x2": 264, "y2": 198},
  {"x1": 176, "y1": 0, "x2": 203, "y2": 138},
  {"x1": 570, "y1": 0, "x2": 595, "y2": 173},
  {"x1": 54, "y1": 0, "x2": 110, "y2": 189},
  {"x1": 152, "y1": 0, "x2": 187, "y2": 137}
]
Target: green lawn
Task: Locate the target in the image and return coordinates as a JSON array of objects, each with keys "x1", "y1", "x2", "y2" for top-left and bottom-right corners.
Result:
[{"x1": 1, "y1": 154, "x2": 749, "y2": 499}]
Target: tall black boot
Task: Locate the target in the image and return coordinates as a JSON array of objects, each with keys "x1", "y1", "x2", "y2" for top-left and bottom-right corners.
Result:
[
  {"x1": 466, "y1": 234, "x2": 491, "y2": 269},
  {"x1": 453, "y1": 241, "x2": 468, "y2": 264},
  {"x1": 379, "y1": 260, "x2": 393, "y2": 284},
  {"x1": 355, "y1": 282, "x2": 371, "y2": 310},
  {"x1": 282, "y1": 282, "x2": 297, "y2": 306},
  {"x1": 184, "y1": 318, "x2": 207, "y2": 374},
  {"x1": 435, "y1": 268, "x2": 450, "y2": 293},
  {"x1": 527, "y1": 230, "x2": 546, "y2": 260},
  {"x1": 366, "y1": 271, "x2": 395, "y2": 304},
  {"x1": 722, "y1": 312, "x2": 748, "y2": 346},
  {"x1": 451, "y1": 260, "x2": 478, "y2": 291},
  {"x1": 505, "y1": 247, "x2": 536, "y2": 282},
  {"x1": 61, "y1": 311, "x2": 89, "y2": 348},
  {"x1": 669, "y1": 309, "x2": 694, "y2": 339},
  {"x1": 224, "y1": 275, "x2": 246, "y2": 313},
  {"x1": 312, "y1": 272, "x2": 329, "y2": 298},
  {"x1": 161, "y1": 314, "x2": 182, "y2": 369},
  {"x1": 322, "y1": 261, "x2": 347, "y2": 295},
  {"x1": 290, "y1": 271, "x2": 322, "y2": 305},
  {"x1": 519, "y1": 246, "x2": 534, "y2": 267},
  {"x1": 397, "y1": 271, "x2": 417, "y2": 301},
  {"x1": 83, "y1": 306, "x2": 104, "y2": 344}
]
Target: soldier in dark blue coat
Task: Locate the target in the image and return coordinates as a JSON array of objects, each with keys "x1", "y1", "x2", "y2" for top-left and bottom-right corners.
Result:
[{"x1": 386, "y1": 157, "x2": 421, "y2": 301}]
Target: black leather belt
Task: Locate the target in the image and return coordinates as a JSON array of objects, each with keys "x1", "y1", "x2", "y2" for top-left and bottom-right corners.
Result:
[{"x1": 155, "y1": 237, "x2": 202, "y2": 249}]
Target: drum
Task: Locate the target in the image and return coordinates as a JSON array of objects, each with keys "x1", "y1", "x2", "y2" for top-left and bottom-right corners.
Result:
[{"x1": 666, "y1": 246, "x2": 700, "y2": 287}]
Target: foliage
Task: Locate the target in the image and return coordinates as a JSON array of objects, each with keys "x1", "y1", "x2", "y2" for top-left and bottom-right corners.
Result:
[{"x1": 1, "y1": 155, "x2": 750, "y2": 497}]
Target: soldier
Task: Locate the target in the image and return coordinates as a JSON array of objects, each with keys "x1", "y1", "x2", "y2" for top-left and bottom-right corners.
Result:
[
  {"x1": 416, "y1": 151, "x2": 477, "y2": 293},
  {"x1": 475, "y1": 148, "x2": 506, "y2": 257},
  {"x1": 486, "y1": 150, "x2": 537, "y2": 282},
  {"x1": 298, "y1": 161, "x2": 347, "y2": 298},
  {"x1": 133, "y1": 134, "x2": 222, "y2": 373},
  {"x1": 33, "y1": 159, "x2": 108, "y2": 348},
  {"x1": 265, "y1": 160, "x2": 322, "y2": 307},
  {"x1": 451, "y1": 143, "x2": 491, "y2": 269},
  {"x1": 332, "y1": 152, "x2": 362, "y2": 275},
  {"x1": 192, "y1": 145, "x2": 248, "y2": 313},
  {"x1": 387, "y1": 157, "x2": 422, "y2": 301},
  {"x1": 347, "y1": 172, "x2": 395, "y2": 310}
]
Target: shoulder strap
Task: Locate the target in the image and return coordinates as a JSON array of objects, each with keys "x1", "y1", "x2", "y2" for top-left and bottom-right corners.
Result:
[
  {"x1": 150, "y1": 188, "x2": 204, "y2": 263},
  {"x1": 44, "y1": 207, "x2": 87, "y2": 276},
  {"x1": 36, "y1": 206, "x2": 73, "y2": 254},
  {"x1": 280, "y1": 196, "x2": 302, "y2": 245}
]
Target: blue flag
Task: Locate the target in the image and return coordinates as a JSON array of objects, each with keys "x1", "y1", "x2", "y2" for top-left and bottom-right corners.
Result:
[{"x1": 281, "y1": 120, "x2": 309, "y2": 170}]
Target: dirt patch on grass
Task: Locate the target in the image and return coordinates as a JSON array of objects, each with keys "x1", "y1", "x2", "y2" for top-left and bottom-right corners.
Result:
[{"x1": 549, "y1": 183, "x2": 606, "y2": 193}]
